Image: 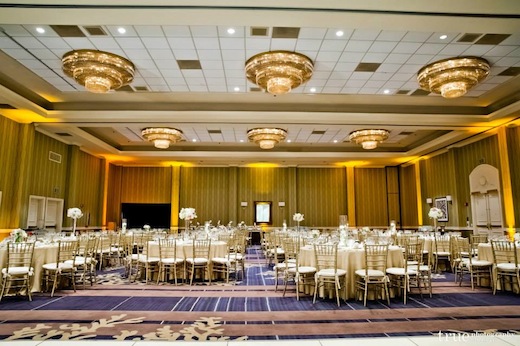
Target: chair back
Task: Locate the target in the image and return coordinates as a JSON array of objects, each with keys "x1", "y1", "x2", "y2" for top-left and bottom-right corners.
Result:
[
  {"x1": 403, "y1": 238, "x2": 423, "y2": 266},
  {"x1": 363, "y1": 244, "x2": 389, "y2": 273},
  {"x1": 6, "y1": 242, "x2": 35, "y2": 269},
  {"x1": 57, "y1": 240, "x2": 79, "y2": 264},
  {"x1": 491, "y1": 240, "x2": 518, "y2": 265},
  {"x1": 434, "y1": 235, "x2": 451, "y2": 253},
  {"x1": 313, "y1": 243, "x2": 339, "y2": 272},
  {"x1": 191, "y1": 238, "x2": 211, "y2": 259},
  {"x1": 159, "y1": 238, "x2": 178, "y2": 260}
]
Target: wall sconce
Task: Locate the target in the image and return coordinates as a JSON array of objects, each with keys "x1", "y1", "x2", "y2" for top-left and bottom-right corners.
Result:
[
  {"x1": 446, "y1": 195, "x2": 452, "y2": 203},
  {"x1": 426, "y1": 198, "x2": 433, "y2": 205},
  {"x1": 278, "y1": 201, "x2": 285, "y2": 207},
  {"x1": 240, "y1": 201, "x2": 248, "y2": 207}
]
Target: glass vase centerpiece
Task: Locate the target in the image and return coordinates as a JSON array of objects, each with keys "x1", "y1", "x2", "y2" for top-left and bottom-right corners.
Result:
[
  {"x1": 428, "y1": 207, "x2": 444, "y2": 232},
  {"x1": 67, "y1": 207, "x2": 83, "y2": 235},
  {"x1": 179, "y1": 207, "x2": 197, "y2": 232},
  {"x1": 293, "y1": 212, "x2": 304, "y2": 231},
  {"x1": 11, "y1": 228, "x2": 27, "y2": 243}
]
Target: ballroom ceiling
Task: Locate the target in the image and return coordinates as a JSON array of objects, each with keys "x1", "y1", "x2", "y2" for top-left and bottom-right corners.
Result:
[{"x1": 0, "y1": 1, "x2": 519, "y2": 167}]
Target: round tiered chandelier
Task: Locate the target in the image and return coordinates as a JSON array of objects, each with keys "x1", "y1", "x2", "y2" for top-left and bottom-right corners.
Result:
[
  {"x1": 245, "y1": 51, "x2": 314, "y2": 95},
  {"x1": 247, "y1": 128, "x2": 288, "y2": 149},
  {"x1": 417, "y1": 56, "x2": 490, "y2": 98},
  {"x1": 348, "y1": 129, "x2": 390, "y2": 150},
  {"x1": 141, "y1": 128, "x2": 184, "y2": 149},
  {"x1": 62, "y1": 49, "x2": 135, "y2": 93}
]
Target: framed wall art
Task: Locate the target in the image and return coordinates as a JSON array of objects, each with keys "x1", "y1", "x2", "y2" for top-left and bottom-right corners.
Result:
[{"x1": 435, "y1": 197, "x2": 449, "y2": 222}]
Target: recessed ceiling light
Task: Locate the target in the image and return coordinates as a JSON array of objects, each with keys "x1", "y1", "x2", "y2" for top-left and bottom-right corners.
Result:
[
  {"x1": 234, "y1": 87, "x2": 240, "y2": 92},
  {"x1": 383, "y1": 89, "x2": 391, "y2": 94},
  {"x1": 239, "y1": 139, "x2": 244, "y2": 143},
  {"x1": 192, "y1": 138, "x2": 197, "y2": 142},
  {"x1": 310, "y1": 87, "x2": 316, "y2": 93},
  {"x1": 117, "y1": 27, "x2": 126, "y2": 34},
  {"x1": 336, "y1": 30, "x2": 344, "y2": 37},
  {"x1": 227, "y1": 28, "x2": 235, "y2": 35},
  {"x1": 439, "y1": 34, "x2": 448, "y2": 40},
  {"x1": 333, "y1": 140, "x2": 338, "y2": 143},
  {"x1": 286, "y1": 139, "x2": 292, "y2": 143},
  {"x1": 36, "y1": 27, "x2": 45, "y2": 34}
]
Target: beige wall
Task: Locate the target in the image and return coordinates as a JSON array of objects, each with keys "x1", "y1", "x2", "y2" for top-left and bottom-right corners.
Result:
[{"x1": 1, "y1": 113, "x2": 519, "y2": 231}]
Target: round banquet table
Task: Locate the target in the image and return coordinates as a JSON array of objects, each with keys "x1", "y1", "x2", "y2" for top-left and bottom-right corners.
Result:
[
  {"x1": 0, "y1": 243, "x2": 59, "y2": 292},
  {"x1": 298, "y1": 244, "x2": 404, "y2": 299},
  {"x1": 148, "y1": 240, "x2": 228, "y2": 259}
]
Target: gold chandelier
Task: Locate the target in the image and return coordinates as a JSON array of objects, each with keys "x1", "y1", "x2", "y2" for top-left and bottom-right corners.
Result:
[
  {"x1": 141, "y1": 128, "x2": 184, "y2": 149},
  {"x1": 349, "y1": 129, "x2": 390, "y2": 150},
  {"x1": 417, "y1": 56, "x2": 490, "y2": 98},
  {"x1": 247, "y1": 128, "x2": 287, "y2": 149},
  {"x1": 62, "y1": 49, "x2": 135, "y2": 93},
  {"x1": 245, "y1": 51, "x2": 314, "y2": 95}
]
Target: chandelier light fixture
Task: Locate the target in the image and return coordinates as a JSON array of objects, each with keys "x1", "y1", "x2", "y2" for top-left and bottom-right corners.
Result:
[
  {"x1": 141, "y1": 127, "x2": 184, "y2": 149},
  {"x1": 62, "y1": 49, "x2": 135, "y2": 93},
  {"x1": 417, "y1": 56, "x2": 490, "y2": 99},
  {"x1": 247, "y1": 128, "x2": 288, "y2": 149},
  {"x1": 348, "y1": 129, "x2": 390, "y2": 150},
  {"x1": 245, "y1": 51, "x2": 314, "y2": 95}
]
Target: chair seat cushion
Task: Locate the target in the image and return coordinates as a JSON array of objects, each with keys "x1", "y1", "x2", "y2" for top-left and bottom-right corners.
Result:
[
  {"x1": 386, "y1": 267, "x2": 416, "y2": 275},
  {"x1": 355, "y1": 269, "x2": 386, "y2": 277},
  {"x1": 434, "y1": 251, "x2": 451, "y2": 256},
  {"x1": 42, "y1": 262, "x2": 74, "y2": 271},
  {"x1": 186, "y1": 257, "x2": 209, "y2": 264},
  {"x1": 160, "y1": 258, "x2": 184, "y2": 264},
  {"x1": 212, "y1": 257, "x2": 235, "y2": 265},
  {"x1": 317, "y1": 268, "x2": 347, "y2": 277},
  {"x1": 496, "y1": 262, "x2": 520, "y2": 271},
  {"x1": 138, "y1": 255, "x2": 160, "y2": 263},
  {"x1": 470, "y1": 259, "x2": 492, "y2": 267},
  {"x1": 66, "y1": 257, "x2": 94, "y2": 265},
  {"x1": 2, "y1": 266, "x2": 34, "y2": 276},
  {"x1": 273, "y1": 262, "x2": 296, "y2": 269},
  {"x1": 287, "y1": 266, "x2": 316, "y2": 274}
]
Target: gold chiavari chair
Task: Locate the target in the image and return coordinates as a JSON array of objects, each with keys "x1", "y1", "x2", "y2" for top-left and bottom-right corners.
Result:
[
  {"x1": 355, "y1": 243, "x2": 390, "y2": 306},
  {"x1": 0, "y1": 242, "x2": 35, "y2": 301},
  {"x1": 42, "y1": 240, "x2": 78, "y2": 297},
  {"x1": 387, "y1": 238, "x2": 423, "y2": 304},
  {"x1": 455, "y1": 237, "x2": 492, "y2": 290},
  {"x1": 66, "y1": 235, "x2": 99, "y2": 289},
  {"x1": 157, "y1": 238, "x2": 184, "y2": 285},
  {"x1": 313, "y1": 243, "x2": 347, "y2": 307},
  {"x1": 491, "y1": 240, "x2": 520, "y2": 295},
  {"x1": 282, "y1": 237, "x2": 316, "y2": 301},
  {"x1": 185, "y1": 238, "x2": 212, "y2": 285}
]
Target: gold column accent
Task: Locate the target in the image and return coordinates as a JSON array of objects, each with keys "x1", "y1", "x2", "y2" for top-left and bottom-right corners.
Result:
[
  {"x1": 346, "y1": 167, "x2": 356, "y2": 227},
  {"x1": 101, "y1": 159, "x2": 109, "y2": 229},
  {"x1": 170, "y1": 166, "x2": 181, "y2": 229},
  {"x1": 65, "y1": 145, "x2": 81, "y2": 228},
  {"x1": 288, "y1": 167, "x2": 297, "y2": 221},
  {"x1": 415, "y1": 162, "x2": 423, "y2": 226},
  {"x1": 497, "y1": 127, "x2": 515, "y2": 231},
  {"x1": 11, "y1": 124, "x2": 35, "y2": 228},
  {"x1": 229, "y1": 166, "x2": 238, "y2": 223}
]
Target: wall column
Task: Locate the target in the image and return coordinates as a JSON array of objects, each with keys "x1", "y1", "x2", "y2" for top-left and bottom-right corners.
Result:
[
  {"x1": 415, "y1": 162, "x2": 423, "y2": 226},
  {"x1": 497, "y1": 127, "x2": 515, "y2": 230},
  {"x1": 170, "y1": 165, "x2": 181, "y2": 228},
  {"x1": 346, "y1": 167, "x2": 356, "y2": 227},
  {"x1": 11, "y1": 124, "x2": 35, "y2": 228},
  {"x1": 228, "y1": 166, "x2": 238, "y2": 223},
  {"x1": 100, "y1": 159, "x2": 109, "y2": 228}
]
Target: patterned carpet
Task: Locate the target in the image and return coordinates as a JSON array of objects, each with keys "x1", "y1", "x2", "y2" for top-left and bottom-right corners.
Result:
[{"x1": 0, "y1": 246, "x2": 519, "y2": 341}]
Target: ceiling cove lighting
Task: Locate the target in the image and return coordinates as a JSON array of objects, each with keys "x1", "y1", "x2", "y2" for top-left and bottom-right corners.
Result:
[
  {"x1": 247, "y1": 128, "x2": 287, "y2": 149},
  {"x1": 141, "y1": 127, "x2": 184, "y2": 149},
  {"x1": 417, "y1": 56, "x2": 490, "y2": 98},
  {"x1": 348, "y1": 129, "x2": 390, "y2": 150},
  {"x1": 245, "y1": 51, "x2": 314, "y2": 95},
  {"x1": 62, "y1": 49, "x2": 135, "y2": 93}
]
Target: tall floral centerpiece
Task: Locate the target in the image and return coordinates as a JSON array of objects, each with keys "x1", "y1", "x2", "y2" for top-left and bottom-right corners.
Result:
[
  {"x1": 11, "y1": 228, "x2": 27, "y2": 243},
  {"x1": 428, "y1": 207, "x2": 443, "y2": 232},
  {"x1": 293, "y1": 212, "x2": 304, "y2": 231},
  {"x1": 67, "y1": 207, "x2": 83, "y2": 235},
  {"x1": 179, "y1": 207, "x2": 197, "y2": 232}
]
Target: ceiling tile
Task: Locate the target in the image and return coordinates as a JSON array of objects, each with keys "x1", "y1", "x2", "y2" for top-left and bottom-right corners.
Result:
[
  {"x1": 416, "y1": 43, "x2": 446, "y2": 55},
  {"x1": 148, "y1": 49, "x2": 175, "y2": 60},
  {"x1": 221, "y1": 49, "x2": 245, "y2": 60},
  {"x1": 162, "y1": 26, "x2": 191, "y2": 37},
  {"x1": 2, "y1": 25, "x2": 32, "y2": 36},
  {"x1": 339, "y1": 51, "x2": 364, "y2": 62},
  {"x1": 116, "y1": 37, "x2": 145, "y2": 49},
  {"x1": 219, "y1": 37, "x2": 244, "y2": 50},
  {"x1": 345, "y1": 40, "x2": 372, "y2": 52},
  {"x1": 3, "y1": 48, "x2": 33, "y2": 59},
  {"x1": 193, "y1": 37, "x2": 220, "y2": 50},
  {"x1": 270, "y1": 38, "x2": 297, "y2": 50},
  {"x1": 167, "y1": 37, "x2": 195, "y2": 50},
  {"x1": 320, "y1": 39, "x2": 347, "y2": 51},
  {"x1": 135, "y1": 26, "x2": 164, "y2": 37},
  {"x1": 173, "y1": 50, "x2": 198, "y2": 60},
  {"x1": 197, "y1": 49, "x2": 222, "y2": 61},
  {"x1": 369, "y1": 41, "x2": 398, "y2": 53},
  {"x1": 362, "y1": 52, "x2": 388, "y2": 63},
  {"x1": 14, "y1": 37, "x2": 46, "y2": 49},
  {"x1": 376, "y1": 30, "x2": 407, "y2": 41},
  {"x1": 316, "y1": 51, "x2": 341, "y2": 62},
  {"x1": 402, "y1": 32, "x2": 433, "y2": 42},
  {"x1": 298, "y1": 27, "x2": 327, "y2": 39},
  {"x1": 463, "y1": 44, "x2": 494, "y2": 56},
  {"x1": 351, "y1": 29, "x2": 380, "y2": 40},
  {"x1": 393, "y1": 41, "x2": 421, "y2": 53},
  {"x1": 190, "y1": 26, "x2": 218, "y2": 37},
  {"x1": 245, "y1": 38, "x2": 270, "y2": 50},
  {"x1": 141, "y1": 37, "x2": 168, "y2": 49},
  {"x1": 124, "y1": 49, "x2": 152, "y2": 60}
]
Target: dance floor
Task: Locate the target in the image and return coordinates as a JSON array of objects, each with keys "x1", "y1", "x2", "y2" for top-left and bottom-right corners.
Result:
[{"x1": 0, "y1": 246, "x2": 519, "y2": 343}]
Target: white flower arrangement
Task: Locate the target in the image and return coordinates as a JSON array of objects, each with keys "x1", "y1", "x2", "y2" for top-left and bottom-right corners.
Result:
[
  {"x1": 293, "y1": 213, "x2": 304, "y2": 222},
  {"x1": 67, "y1": 207, "x2": 83, "y2": 220},
  {"x1": 311, "y1": 229, "x2": 320, "y2": 238},
  {"x1": 428, "y1": 207, "x2": 444, "y2": 220},
  {"x1": 179, "y1": 207, "x2": 197, "y2": 220},
  {"x1": 143, "y1": 224, "x2": 151, "y2": 231},
  {"x1": 11, "y1": 228, "x2": 27, "y2": 242}
]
